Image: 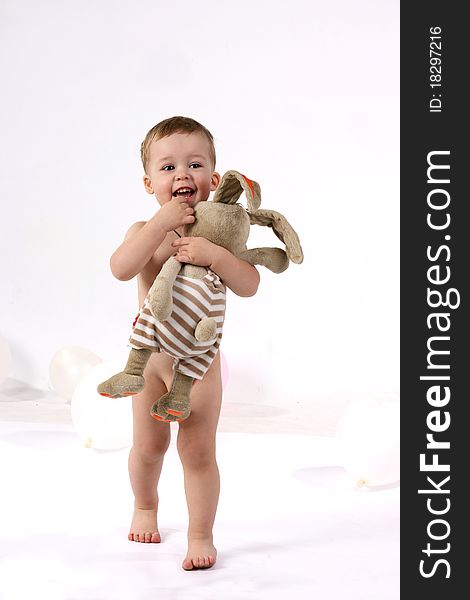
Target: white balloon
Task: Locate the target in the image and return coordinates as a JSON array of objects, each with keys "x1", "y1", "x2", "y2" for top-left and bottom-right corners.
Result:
[
  {"x1": 71, "y1": 360, "x2": 133, "y2": 451},
  {"x1": 0, "y1": 336, "x2": 13, "y2": 386},
  {"x1": 336, "y1": 398, "x2": 400, "y2": 488},
  {"x1": 49, "y1": 347, "x2": 103, "y2": 401}
]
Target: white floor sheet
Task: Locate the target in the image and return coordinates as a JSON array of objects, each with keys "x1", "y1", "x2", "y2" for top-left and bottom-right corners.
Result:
[{"x1": 0, "y1": 404, "x2": 399, "y2": 600}]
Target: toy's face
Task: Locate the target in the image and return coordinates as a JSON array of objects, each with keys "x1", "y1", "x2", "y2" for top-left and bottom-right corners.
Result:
[
  {"x1": 186, "y1": 202, "x2": 251, "y2": 256},
  {"x1": 142, "y1": 132, "x2": 220, "y2": 207}
]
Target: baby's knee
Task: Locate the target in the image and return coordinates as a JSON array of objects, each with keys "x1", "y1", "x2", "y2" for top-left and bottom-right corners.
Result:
[
  {"x1": 177, "y1": 437, "x2": 216, "y2": 469},
  {"x1": 133, "y1": 436, "x2": 170, "y2": 463}
]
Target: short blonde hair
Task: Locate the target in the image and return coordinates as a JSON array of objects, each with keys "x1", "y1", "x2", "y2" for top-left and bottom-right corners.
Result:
[{"x1": 141, "y1": 116, "x2": 216, "y2": 173}]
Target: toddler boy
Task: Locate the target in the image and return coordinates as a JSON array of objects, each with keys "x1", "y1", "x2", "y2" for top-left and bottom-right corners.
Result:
[{"x1": 110, "y1": 116, "x2": 259, "y2": 570}]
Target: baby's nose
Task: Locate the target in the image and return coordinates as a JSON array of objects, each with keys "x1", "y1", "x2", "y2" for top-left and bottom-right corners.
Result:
[{"x1": 175, "y1": 167, "x2": 190, "y2": 180}]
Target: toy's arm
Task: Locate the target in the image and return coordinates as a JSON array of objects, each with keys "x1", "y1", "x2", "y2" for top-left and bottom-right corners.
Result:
[
  {"x1": 238, "y1": 248, "x2": 289, "y2": 273},
  {"x1": 148, "y1": 256, "x2": 182, "y2": 321}
]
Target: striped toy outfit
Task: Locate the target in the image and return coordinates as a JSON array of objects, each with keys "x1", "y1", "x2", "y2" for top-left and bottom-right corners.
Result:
[{"x1": 129, "y1": 270, "x2": 226, "y2": 380}]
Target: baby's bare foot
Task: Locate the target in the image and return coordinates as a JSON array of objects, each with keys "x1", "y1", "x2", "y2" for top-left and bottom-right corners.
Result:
[
  {"x1": 182, "y1": 538, "x2": 217, "y2": 570},
  {"x1": 128, "y1": 507, "x2": 161, "y2": 543}
]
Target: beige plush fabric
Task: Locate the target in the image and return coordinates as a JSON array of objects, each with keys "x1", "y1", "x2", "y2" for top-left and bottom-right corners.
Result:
[
  {"x1": 96, "y1": 348, "x2": 151, "y2": 398},
  {"x1": 212, "y1": 170, "x2": 261, "y2": 212},
  {"x1": 150, "y1": 371, "x2": 194, "y2": 422},
  {"x1": 247, "y1": 209, "x2": 304, "y2": 264}
]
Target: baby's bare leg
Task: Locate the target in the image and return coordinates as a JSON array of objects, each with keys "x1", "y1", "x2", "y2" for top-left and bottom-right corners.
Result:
[
  {"x1": 128, "y1": 354, "x2": 171, "y2": 543},
  {"x1": 176, "y1": 353, "x2": 222, "y2": 569}
]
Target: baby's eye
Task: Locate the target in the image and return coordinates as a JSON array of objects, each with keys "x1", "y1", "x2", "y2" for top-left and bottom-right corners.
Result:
[
  {"x1": 162, "y1": 165, "x2": 174, "y2": 171},
  {"x1": 189, "y1": 163, "x2": 202, "y2": 169}
]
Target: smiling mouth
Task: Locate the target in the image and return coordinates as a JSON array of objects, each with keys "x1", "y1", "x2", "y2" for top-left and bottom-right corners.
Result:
[{"x1": 173, "y1": 188, "x2": 195, "y2": 198}]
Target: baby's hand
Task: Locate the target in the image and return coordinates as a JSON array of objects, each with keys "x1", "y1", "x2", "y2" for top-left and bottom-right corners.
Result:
[
  {"x1": 156, "y1": 198, "x2": 195, "y2": 232},
  {"x1": 172, "y1": 236, "x2": 222, "y2": 268}
]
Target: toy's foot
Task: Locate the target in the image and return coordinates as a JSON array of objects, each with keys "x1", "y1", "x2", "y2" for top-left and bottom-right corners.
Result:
[
  {"x1": 150, "y1": 371, "x2": 193, "y2": 422},
  {"x1": 149, "y1": 404, "x2": 172, "y2": 423},
  {"x1": 151, "y1": 413, "x2": 172, "y2": 423},
  {"x1": 97, "y1": 373, "x2": 145, "y2": 398},
  {"x1": 150, "y1": 392, "x2": 191, "y2": 422}
]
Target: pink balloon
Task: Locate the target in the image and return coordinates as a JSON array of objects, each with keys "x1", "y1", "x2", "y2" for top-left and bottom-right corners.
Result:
[{"x1": 220, "y1": 351, "x2": 229, "y2": 390}]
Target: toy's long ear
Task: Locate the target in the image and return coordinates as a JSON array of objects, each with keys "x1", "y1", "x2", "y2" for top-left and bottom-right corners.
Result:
[
  {"x1": 248, "y1": 209, "x2": 304, "y2": 264},
  {"x1": 212, "y1": 170, "x2": 261, "y2": 212}
]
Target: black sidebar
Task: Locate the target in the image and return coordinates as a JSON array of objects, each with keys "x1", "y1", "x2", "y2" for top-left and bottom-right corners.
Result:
[{"x1": 401, "y1": 2, "x2": 468, "y2": 597}]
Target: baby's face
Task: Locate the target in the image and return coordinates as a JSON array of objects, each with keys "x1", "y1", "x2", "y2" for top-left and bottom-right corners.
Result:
[{"x1": 143, "y1": 132, "x2": 220, "y2": 207}]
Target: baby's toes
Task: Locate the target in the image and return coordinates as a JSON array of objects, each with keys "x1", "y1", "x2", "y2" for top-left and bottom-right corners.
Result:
[{"x1": 144, "y1": 532, "x2": 152, "y2": 543}]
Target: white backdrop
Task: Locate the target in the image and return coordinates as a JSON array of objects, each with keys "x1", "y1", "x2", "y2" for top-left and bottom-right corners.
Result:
[{"x1": 0, "y1": 0, "x2": 399, "y2": 428}]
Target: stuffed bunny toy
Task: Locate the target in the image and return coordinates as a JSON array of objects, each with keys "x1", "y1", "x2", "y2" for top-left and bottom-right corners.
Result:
[{"x1": 97, "y1": 170, "x2": 303, "y2": 422}]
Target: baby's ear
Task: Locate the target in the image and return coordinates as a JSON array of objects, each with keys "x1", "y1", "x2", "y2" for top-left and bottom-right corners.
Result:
[
  {"x1": 210, "y1": 171, "x2": 221, "y2": 191},
  {"x1": 143, "y1": 174, "x2": 154, "y2": 195}
]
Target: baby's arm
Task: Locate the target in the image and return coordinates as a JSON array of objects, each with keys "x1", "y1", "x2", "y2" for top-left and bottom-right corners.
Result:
[
  {"x1": 110, "y1": 198, "x2": 195, "y2": 281},
  {"x1": 210, "y1": 248, "x2": 260, "y2": 297},
  {"x1": 172, "y1": 237, "x2": 259, "y2": 297}
]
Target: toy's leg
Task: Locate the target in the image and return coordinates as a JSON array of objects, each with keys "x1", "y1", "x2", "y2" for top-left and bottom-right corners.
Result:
[
  {"x1": 97, "y1": 348, "x2": 152, "y2": 398},
  {"x1": 150, "y1": 371, "x2": 194, "y2": 422}
]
